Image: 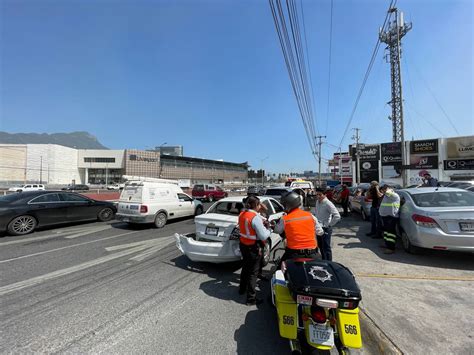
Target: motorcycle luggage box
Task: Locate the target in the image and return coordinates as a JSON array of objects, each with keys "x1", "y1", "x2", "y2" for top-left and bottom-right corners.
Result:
[{"x1": 285, "y1": 259, "x2": 361, "y2": 309}]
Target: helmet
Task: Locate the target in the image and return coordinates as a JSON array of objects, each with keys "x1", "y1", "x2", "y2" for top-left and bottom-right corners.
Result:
[{"x1": 280, "y1": 191, "x2": 302, "y2": 212}]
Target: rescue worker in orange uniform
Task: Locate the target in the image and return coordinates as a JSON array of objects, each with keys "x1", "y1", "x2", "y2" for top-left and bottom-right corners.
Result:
[
  {"x1": 273, "y1": 191, "x2": 324, "y2": 261},
  {"x1": 238, "y1": 195, "x2": 271, "y2": 305}
]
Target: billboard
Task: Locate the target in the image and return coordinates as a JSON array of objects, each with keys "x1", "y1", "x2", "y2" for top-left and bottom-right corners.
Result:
[
  {"x1": 408, "y1": 169, "x2": 439, "y2": 186},
  {"x1": 381, "y1": 142, "x2": 402, "y2": 165},
  {"x1": 410, "y1": 155, "x2": 439, "y2": 169},
  {"x1": 446, "y1": 136, "x2": 474, "y2": 159},
  {"x1": 444, "y1": 159, "x2": 474, "y2": 171},
  {"x1": 360, "y1": 160, "x2": 379, "y2": 183},
  {"x1": 410, "y1": 139, "x2": 438, "y2": 154}
]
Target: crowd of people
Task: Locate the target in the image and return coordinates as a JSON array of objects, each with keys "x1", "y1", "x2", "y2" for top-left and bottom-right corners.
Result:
[{"x1": 238, "y1": 181, "x2": 401, "y2": 305}]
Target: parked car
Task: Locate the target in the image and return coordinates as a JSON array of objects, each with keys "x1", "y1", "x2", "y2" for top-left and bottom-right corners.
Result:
[
  {"x1": 446, "y1": 181, "x2": 474, "y2": 190},
  {"x1": 247, "y1": 185, "x2": 266, "y2": 196},
  {"x1": 192, "y1": 184, "x2": 227, "y2": 202},
  {"x1": 349, "y1": 186, "x2": 371, "y2": 221},
  {"x1": 263, "y1": 187, "x2": 292, "y2": 202},
  {"x1": 62, "y1": 184, "x2": 89, "y2": 191},
  {"x1": 397, "y1": 187, "x2": 474, "y2": 253},
  {"x1": 8, "y1": 184, "x2": 45, "y2": 192},
  {"x1": 466, "y1": 186, "x2": 474, "y2": 193},
  {"x1": 117, "y1": 179, "x2": 203, "y2": 228},
  {"x1": 176, "y1": 196, "x2": 284, "y2": 264},
  {"x1": 0, "y1": 191, "x2": 116, "y2": 236}
]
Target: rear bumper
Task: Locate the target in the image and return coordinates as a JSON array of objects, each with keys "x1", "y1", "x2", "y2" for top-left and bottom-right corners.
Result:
[
  {"x1": 405, "y1": 224, "x2": 474, "y2": 252},
  {"x1": 116, "y1": 213, "x2": 155, "y2": 224},
  {"x1": 175, "y1": 233, "x2": 241, "y2": 263}
]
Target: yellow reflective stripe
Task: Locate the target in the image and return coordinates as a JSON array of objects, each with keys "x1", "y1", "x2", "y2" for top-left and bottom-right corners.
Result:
[
  {"x1": 240, "y1": 233, "x2": 257, "y2": 240},
  {"x1": 284, "y1": 216, "x2": 312, "y2": 223},
  {"x1": 380, "y1": 203, "x2": 400, "y2": 207}
]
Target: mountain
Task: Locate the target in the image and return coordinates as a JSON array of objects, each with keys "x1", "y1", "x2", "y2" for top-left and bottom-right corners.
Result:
[{"x1": 0, "y1": 131, "x2": 108, "y2": 149}]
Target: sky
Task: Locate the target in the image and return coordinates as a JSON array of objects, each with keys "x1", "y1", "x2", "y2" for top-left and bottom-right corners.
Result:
[{"x1": 1, "y1": 0, "x2": 473, "y2": 174}]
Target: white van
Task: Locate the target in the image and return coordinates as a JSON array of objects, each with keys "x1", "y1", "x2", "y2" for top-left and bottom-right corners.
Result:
[
  {"x1": 116, "y1": 177, "x2": 204, "y2": 228},
  {"x1": 288, "y1": 180, "x2": 314, "y2": 190}
]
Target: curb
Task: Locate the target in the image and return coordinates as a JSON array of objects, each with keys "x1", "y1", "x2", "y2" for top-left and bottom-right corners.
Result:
[{"x1": 360, "y1": 308, "x2": 403, "y2": 355}]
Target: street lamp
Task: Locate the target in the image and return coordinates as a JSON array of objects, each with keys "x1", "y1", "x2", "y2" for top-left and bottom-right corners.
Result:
[{"x1": 260, "y1": 156, "x2": 269, "y2": 186}]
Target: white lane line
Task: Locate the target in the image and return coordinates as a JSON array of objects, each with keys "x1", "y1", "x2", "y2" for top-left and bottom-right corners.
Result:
[
  {"x1": 0, "y1": 225, "x2": 112, "y2": 246},
  {"x1": 64, "y1": 226, "x2": 112, "y2": 239},
  {"x1": 0, "y1": 236, "x2": 175, "y2": 296},
  {"x1": 0, "y1": 231, "x2": 139, "y2": 264}
]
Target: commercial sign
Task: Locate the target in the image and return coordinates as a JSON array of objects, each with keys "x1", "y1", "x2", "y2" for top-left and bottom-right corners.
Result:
[
  {"x1": 410, "y1": 155, "x2": 439, "y2": 169},
  {"x1": 446, "y1": 136, "x2": 474, "y2": 159},
  {"x1": 444, "y1": 159, "x2": 474, "y2": 171},
  {"x1": 410, "y1": 139, "x2": 438, "y2": 154},
  {"x1": 360, "y1": 160, "x2": 379, "y2": 183},
  {"x1": 381, "y1": 142, "x2": 402, "y2": 165},
  {"x1": 358, "y1": 144, "x2": 380, "y2": 161}
]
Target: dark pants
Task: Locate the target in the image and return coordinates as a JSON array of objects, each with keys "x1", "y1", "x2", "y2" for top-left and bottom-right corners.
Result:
[
  {"x1": 239, "y1": 244, "x2": 262, "y2": 302},
  {"x1": 382, "y1": 216, "x2": 398, "y2": 250},
  {"x1": 341, "y1": 199, "x2": 349, "y2": 216},
  {"x1": 370, "y1": 206, "x2": 382, "y2": 237},
  {"x1": 317, "y1": 227, "x2": 333, "y2": 261},
  {"x1": 281, "y1": 248, "x2": 320, "y2": 265}
]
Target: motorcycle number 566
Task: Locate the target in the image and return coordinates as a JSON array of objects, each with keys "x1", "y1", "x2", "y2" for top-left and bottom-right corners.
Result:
[
  {"x1": 282, "y1": 315, "x2": 295, "y2": 325},
  {"x1": 344, "y1": 324, "x2": 358, "y2": 335}
]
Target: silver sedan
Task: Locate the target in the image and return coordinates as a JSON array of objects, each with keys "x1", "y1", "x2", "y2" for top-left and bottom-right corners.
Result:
[{"x1": 397, "y1": 188, "x2": 474, "y2": 253}]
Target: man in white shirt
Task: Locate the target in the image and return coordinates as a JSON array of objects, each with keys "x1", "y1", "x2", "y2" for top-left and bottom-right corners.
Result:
[{"x1": 311, "y1": 188, "x2": 341, "y2": 261}]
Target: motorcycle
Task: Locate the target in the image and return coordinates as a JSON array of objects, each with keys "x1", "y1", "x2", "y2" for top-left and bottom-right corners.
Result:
[{"x1": 271, "y1": 249, "x2": 362, "y2": 355}]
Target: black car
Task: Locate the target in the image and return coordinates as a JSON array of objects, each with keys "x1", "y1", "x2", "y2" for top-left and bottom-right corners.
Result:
[
  {"x1": 61, "y1": 184, "x2": 89, "y2": 191},
  {"x1": 0, "y1": 191, "x2": 116, "y2": 236}
]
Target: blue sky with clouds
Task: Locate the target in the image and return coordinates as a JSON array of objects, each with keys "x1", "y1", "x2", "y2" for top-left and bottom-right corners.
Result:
[{"x1": 1, "y1": 0, "x2": 472, "y2": 174}]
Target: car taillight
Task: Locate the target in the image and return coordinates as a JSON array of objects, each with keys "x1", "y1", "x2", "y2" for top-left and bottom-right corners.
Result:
[
  {"x1": 311, "y1": 306, "x2": 327, "y2": 324},
  {"x1": 140, "y1": 205, "x2": 148, "y2": 213},
  {"x1": 412, "y1": 214, "x2": 438, "y2": 228},
  {"x1": 229, "y1": 227, "x2": 240, "y2": 240}
]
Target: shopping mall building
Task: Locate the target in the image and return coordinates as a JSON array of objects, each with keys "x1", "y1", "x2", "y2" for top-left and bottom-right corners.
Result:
[{"x1": 0, "y1": 144, "x2": 249, "y2": 186}]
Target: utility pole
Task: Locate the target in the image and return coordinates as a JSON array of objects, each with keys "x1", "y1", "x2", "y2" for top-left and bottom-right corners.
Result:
[
  {"x1": 352, "y1": 128, "x2": 361, "y2": 185},
  {"x1": 379, "y1": 7, "x2": 411, "y2": 187},
  {"x1": 315, "y1": 135, "x2": 326, "y2": 187},
  {"x1": 39, "y1": 156, "x2": 43, "y2": 184}
]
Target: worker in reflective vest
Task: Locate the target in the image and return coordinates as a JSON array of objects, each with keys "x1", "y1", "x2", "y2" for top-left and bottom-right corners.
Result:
[
  {"x1": 379, "y1": 185, "x2": 401, "y2": 254},
  {"x1": 274, "y1": 191, "x2": 324, "y2": 262},
  {"x1": 238, "y1": 195, "x2": 271, "y2": 306}
]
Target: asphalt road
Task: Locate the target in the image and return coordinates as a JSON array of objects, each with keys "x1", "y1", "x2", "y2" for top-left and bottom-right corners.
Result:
[{"x1": 2, "y1": 205, "x2": 472, "y2": 354}]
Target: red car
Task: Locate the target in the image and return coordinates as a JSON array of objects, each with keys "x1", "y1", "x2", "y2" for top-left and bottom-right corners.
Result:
[{"x1": 192, "y1": 184, "x2": 227, "y2": 202}]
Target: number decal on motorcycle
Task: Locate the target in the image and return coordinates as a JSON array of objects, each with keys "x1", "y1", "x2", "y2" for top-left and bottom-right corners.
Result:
[
  {"x1": 344, "y1": 324, "x2": 358, "y2": 335},
  {"x1": 282, "y1": 315, "x2": 295, "y2": 325}
]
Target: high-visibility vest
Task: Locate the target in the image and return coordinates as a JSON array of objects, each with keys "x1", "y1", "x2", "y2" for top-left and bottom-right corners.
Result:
[
  {"x1": 239, "y1": 210, "x2": 258, "y2": 246},
  {"x1": 283, "y1": 208, "x2": 317, "y2": 250}
]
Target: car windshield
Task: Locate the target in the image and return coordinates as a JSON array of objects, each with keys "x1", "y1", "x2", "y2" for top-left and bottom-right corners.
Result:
[
  {"x1": 265, "y1": 189, "x2": 288, "y2": 196},
  {"x1": 410, "y1": 191, "x2": 474, "y2": 208},
  {"x1": 208, "y1": 201, "x2": 244, "y2": 215},
  {"x1": 193, "y1": 185, "x2": 204, "y2": 191}
]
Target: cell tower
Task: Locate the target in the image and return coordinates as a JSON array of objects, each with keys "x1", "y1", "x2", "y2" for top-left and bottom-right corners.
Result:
[{"x1": 379, "y1": 8, "x2": 412, "y2": 143}]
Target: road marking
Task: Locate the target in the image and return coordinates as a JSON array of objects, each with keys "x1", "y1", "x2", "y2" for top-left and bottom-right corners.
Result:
[
  {"x1": 64, "y1": 226, "x2": 112, "y2": 239},
  {"x1": 356, "y1": 273, "x2": 474, "y2": 282},
  {"x1": 0, "y1": 225, "x2": 112, "y2": 246},
  {"x1": 0, "y1": 236, "x2": 174, "y2": 296},
  {"x1": 0, "y1": 231, "x2": 139, "y2": 264}
]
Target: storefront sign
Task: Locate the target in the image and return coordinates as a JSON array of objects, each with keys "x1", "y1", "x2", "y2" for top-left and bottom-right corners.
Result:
[
  {"x1": 410, "y1": 139, "x2": 438, "y2": 154},
  {"x1": 410, "y1": 155, "x2": 438, "y2": 169},
  {"x1": 358, "y1": 144, "x2": 380, "y2": 161},
  {"x1": 381, "y1": 142, "x2": 402, "y2": 165},
  {"x1": 360, "y1": 160, "x2": 379, "y2": 183},
  {"x1": 444, "y1": 159, "x2": 474, "y2": 171},
  {"x1": 446, "y1": 136, "x2": 474, "y2": 159}
]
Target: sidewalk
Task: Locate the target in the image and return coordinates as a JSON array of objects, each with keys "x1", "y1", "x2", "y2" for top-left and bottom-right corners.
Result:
[{"x1": 331, "y1": 213, "x2": 474, "y2": 354}]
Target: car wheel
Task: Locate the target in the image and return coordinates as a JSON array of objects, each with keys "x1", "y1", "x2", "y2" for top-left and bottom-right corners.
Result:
[
  {"x1": 8, "y1": 215, "x2": 37, "y2": 236},
  {"x1": 261, "y1": 240, "x2": 271, "y2": 267},
  {"x1": 154, "y1": 212, "x2": 167, "y2": 228},
  {"x1": 401, "y1": 230, "x2": 418, "y2": 254},
  {"x1": 195, "y1": 206, "x2": 203, "y2": 216},
  {"x1": 208, "y1": 195, "x2": 214, "y2": 202},
  {"x1": 98, "y1": 207, "x2": 114, "y2": 222},
  {"x1": 361, "y1": 208, "x2": 368, "y2": 221}
]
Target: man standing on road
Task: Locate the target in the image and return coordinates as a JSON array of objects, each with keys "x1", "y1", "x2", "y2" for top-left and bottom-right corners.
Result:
[
  {"x1": 274, "y1": 191, "x2": 324, "y2": 262},
  {"x1": 238, "y1": 196, "x2": 271, "y2": 305},
  {"x1": 379, "y1": 184, "x2": 401, "y2": 254},
  {"x1": 366, "y1": 181, "x2": 383, "y2": 238},
  {"x1": 421, "y1": 173, "x2": 439, "y2": 187},
  {"x1": 340, "y1": 185, "x2": 350, "y2": 217},
  {"x1": 312, "y1": 188, "x2": 341, "y2": 261}
]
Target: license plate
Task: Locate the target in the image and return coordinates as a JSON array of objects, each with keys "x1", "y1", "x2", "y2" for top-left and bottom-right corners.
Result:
[
  {"x1": 206, "y1": 226, "x2": 218, "y2": 236},
  {"x1": 129, "y1": 205, "x2": 139, "y2": 210},
  {"x1": 297, "y1": 294, "x2": 313, "y2": 305},
  {"x1": 309, "y1": 323, "x2": 334, "y2": 347},
  {"x1": 122, "y1": 218, "x2": 129, "y2": 222},
  {"x1": 460, "y1": 222, "x2": 474, "y2": 232}
]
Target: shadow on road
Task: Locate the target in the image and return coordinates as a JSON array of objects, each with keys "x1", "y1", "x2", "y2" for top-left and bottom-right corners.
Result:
[{"x1": 336, "y1": 214, "x2": 474, "y2": 271}]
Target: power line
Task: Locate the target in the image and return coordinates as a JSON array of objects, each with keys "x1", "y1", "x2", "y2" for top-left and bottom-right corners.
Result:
[
  {"x1": 324, "y1": 0, "x2": 334, "y2": 136},
  {"x1": 337, "y1": 0, "x2": 397, "y2": 150}
]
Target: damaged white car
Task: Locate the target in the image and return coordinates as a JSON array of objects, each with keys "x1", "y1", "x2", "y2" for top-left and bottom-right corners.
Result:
[{"x1": 175, "y1": 196, "x2": 284, "y2": 264}]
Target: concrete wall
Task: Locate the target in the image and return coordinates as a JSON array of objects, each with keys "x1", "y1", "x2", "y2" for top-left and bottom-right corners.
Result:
[
  {"x1": 77, "y1": 149, "x2": 125, "y2": 169},
  {"x1": 26, "y1": 144, "x2": 80, "y2": 184},
  {"x1": 0, "y1": 144, "x2": 27, "y2": 184}
]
